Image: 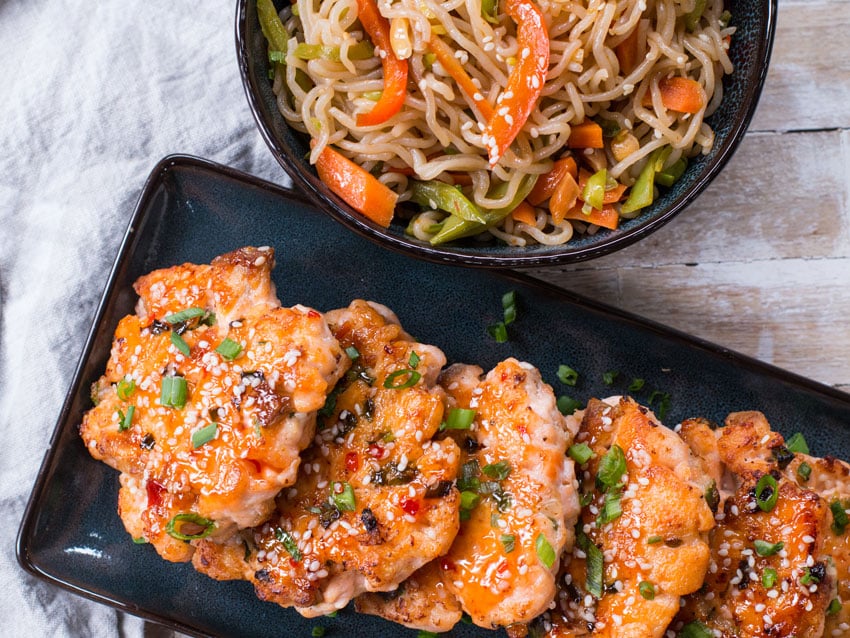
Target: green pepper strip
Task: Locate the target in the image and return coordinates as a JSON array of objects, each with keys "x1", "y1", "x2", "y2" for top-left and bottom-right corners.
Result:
[
  {"x1": 582, "y1": 168, "x2": 607, "y2": 211},
  {"x1": 620, "y1": 146, "x2": 672, "y2": 217},
  {"x1": 481, "y1": 0, "x2": 499, "y2": 24},
  {"x1": 686, "y1": 0, "x2": 707, "y2": 31},
  {"x1": 430, "y1": 173, "x2": 539, "y2": 245},
  {"x1": 258, "y1": 0, "x2": 290, "y2": 74},
  {"x1": 292, "y1": 41, "x2": 374, "y2": 62},
  {"x1": 410, "y1": 181, "x2": 487, "y2": 224},
  {"x1": 655, "y1": 157, "x2": 687, "y2": 187}
]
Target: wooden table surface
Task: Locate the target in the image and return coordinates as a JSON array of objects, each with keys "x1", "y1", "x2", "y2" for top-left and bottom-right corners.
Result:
[{"x1": 530, "y1": 0, "x2": 850, "y2": 393}]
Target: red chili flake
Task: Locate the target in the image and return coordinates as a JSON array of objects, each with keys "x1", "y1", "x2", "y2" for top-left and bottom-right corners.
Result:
[
  {"x1": 289, "y1": 558, "x2": 300, "y2": 568},
  {"x1": 345, "y1": 452, "x2": 360, "y2": 472},
  {"x1": 308, "y1": 309, "x2": 321, "y2": 318},
  {"x1": 367, "y1": 443, "x2": 386, "y2": 459},
  {"x1": 146, "y1": 479, "x2": 165, "y2": 508},
  {"x1": 497, "y1": 560, "x2": 510, "y2": 575},
  {"x1": 401, "y1": 498, "x2": 420, "y2": 517}
]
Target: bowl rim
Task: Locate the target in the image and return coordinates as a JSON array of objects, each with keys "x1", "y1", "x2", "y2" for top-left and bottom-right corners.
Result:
[{"x1": 235, "y1": 0, "x2": 778, "y2": 268}]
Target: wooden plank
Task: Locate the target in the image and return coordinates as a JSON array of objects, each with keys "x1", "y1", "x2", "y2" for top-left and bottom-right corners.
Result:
[
  {"x1": 534, "y1": 129, "x2": 849, "y2": 273},
  {"x1": 534, "y1": 258, "x2": 850, "y2": 389},
  {"x1": 750, "y1": 0, "x2": 850, "y2": 132}
]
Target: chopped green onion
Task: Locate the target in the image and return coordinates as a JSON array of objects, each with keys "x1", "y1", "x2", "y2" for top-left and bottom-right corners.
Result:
[
  {"x1": 754, "y1": 539, "x2": 784, "y2": 556},
  {"x1": 325, "y1": 611, "x2": 338, "y2": 618},
  {"x1": 164, "y1": 307, "x2": 206, "y2": 324},
  {"x1": 785, "y1": 432, "x2": 809, "y2": 454},
  {"x1": 487, "y1": 321, "x2": 508, "y2": 343},
  {"x1": 638, "y1": 581, "x2": 655, "y2": 600},
  {"x1": 646, "y1": 535, "x2": 663, "y2": 544},
  {"x1": 165, "y1": 513, "x2": 215, "y2": 540},
  {"x1": 827, "y1": 598, "x2": 843, "y2": 615},
  {"x1": 576, "y1": 531, "x2": 603, "y2": 597},
  {"x1": 192, "y1": 423, "x2": 218, "y2": 448},
  {"x1": 331, "y1": 482, "x2": 356, "y2": 512},
  {"x1": 132, "y1": 536, "x2": 148, "y2": 544},
  {"x1": 345, "y1": 345, "x2": 360, "y2": 360},
  {"x1": 628, "y1": 378, "x2": 645, "y2": 392},
  {"x1": 500, "y1": 534, "x2": 516, "y2": 553},
  {"x1": 116, "y1": 378, "x2": 136, "y2": 401},
  {"x1": 417, "y1": 632, "x2": 438, "y2": 638},
  {"x1": 801, "y1": 566, "x2": 822, "y2": 585},
  {"x1": 311, "y1": 627, "x2": 325, "y2": 638},
  {"x1": 457, "y1": 460, "x2": 481, "y2": 492},
  {"x1": 502, "y1": 291, "x2": 517, "y2": 325},
  {"x1": 647, "y1": 389, "x2": 671, "y2": 420},
  {"x1": 442, "y1": 408, "x2": 477, "y2": 430},
  {"x1": 568, "y1": 443, "x2": 595, "y2": 464},
  {"x1": 275, "y1": 527, "x2": 303, "y2": 561},
  {"x1": 597, "y1": 445, "x2": 626, "y2": 489},
  {"x1": 719, "y1": 9, "x2": 732, "y2": 27},
  {"x1": 597, "y1": 489, "x2": 623, "y2": 525},
  {"x1": 755, "y1": 473, "x2": 779, "y2": 512},
  {"x1": 704, "y1": 480, "x2": 720, "y2": 512},
  {"x1": 482, "y1": 461, "x2": 511, "y2": 481},
  {"x1": 216, "y1": 338, "x2": 243, "y2": 361},
  {"x1": 582, "y1": 169, "x2": 607, "y2": 211},
  {"x1": 679, "y1": 621, "x2": 713, "y2": 638},
  {"x1": 557, "y1": 364, "x2": 579, "y2": 386},
  {"x1": 460, "y1": 490, "x2": 481, "y2": 510},
  {"x1": 423, "y1": 52, "x2": 437, "y2": 70},
  {"x1": 602, "y1": 370, "x2": 619, "y2": 386},
  {"x1": 580, "y1": 491, "x2": 593, "y2": 507},
  {"x1": 762, "y1": 567, "x2": 777, "y2": 588},
  {"x1": 408, "y1": 351, "x2": 421, "y2": 369},
  {"x1": 797, "y1": 461, "x2": 812, "y2": 482},
  {"x1": 831, "y1": 499, "x2": 848, "y2": 535},
  {"x1": 171, "y1": 331, "x2": 190, "y2": 356},
  {"x1": 557, "y1": 395, "x2": 583, "y2": 415},
  {"x1": 117, "y1": 405, "x2": 135, "y2": 432},
  {"x1": 410, "y1": 180, "x2": 487, "y2": 223},
  {"x1": 160, "y1": 376, "x2": 188, "y2": 409},
  {"x1": 535, "y1": 533, "x2": 556, "y2": 569},
  {"x1": 383, "y1": 369, "x2": 421, "y2": 389}
]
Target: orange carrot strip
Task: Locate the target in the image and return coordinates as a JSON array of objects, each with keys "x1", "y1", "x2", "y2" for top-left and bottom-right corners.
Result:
[
  {"x1": 567, "y1": 121, "x2": 604, "y2": 149},
  {"x1": 615, "y1": 27, "x2": 640, "y2": 75},
  {"x1": 642, "y1": 76, "x2": 705, "y2": 114},
  {"x1": 561, "y1": 203, "x2": 620, "y2": 230},
  {"x1": 355, "y1": 0, "x2": 408, "y2": 126},
  {"x1": 511, "y1": 200, "x2": 538, "y2": 225},
  {"x1": 481, "y1": 0, "x2": 549, "y2": 165},
  {"x1": 578, "y1": 168, "x2": 627, "y2": 204},
  {"x1": 527, "y1": 157, "x2": 578, "y2": 206},
  {"x1": 549, "y1": 171, "x2": 580, "y2": 225},
  {"x1": 314, "y1": 143, "x2": 398, "y2": 227},
  {"x1": 428, "y1": 36, "x2": 495, "y2": 121}
]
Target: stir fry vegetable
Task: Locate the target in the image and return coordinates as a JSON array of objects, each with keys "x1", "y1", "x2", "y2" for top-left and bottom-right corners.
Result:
[
  {"x1": 354, "y1": 0, "x2": 408, "y2": 126},
  {"x1": 314, "y1": 143, "x2": 398, "y2": 227},
  {"x1": 481, "y1": 0, "x2": 549, "y2": 165}
]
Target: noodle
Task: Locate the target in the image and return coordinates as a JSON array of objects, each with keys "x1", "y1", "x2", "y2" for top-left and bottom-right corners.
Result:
[{"x1": 267, "y1": 0, "x2": 734, "y2": 246}]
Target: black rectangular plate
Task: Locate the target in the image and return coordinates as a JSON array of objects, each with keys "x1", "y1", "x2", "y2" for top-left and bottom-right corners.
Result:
[{"x1": 17, "y1": 155, "x2": 850, "y2": 638}]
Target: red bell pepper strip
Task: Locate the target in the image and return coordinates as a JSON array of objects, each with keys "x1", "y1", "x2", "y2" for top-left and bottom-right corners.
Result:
[
  {"x1": 481, "y1": 0, "x2": 549, "y2": 165},
  {"x1": 355, "y1": 0, "x2": 408, "y2": 127}
]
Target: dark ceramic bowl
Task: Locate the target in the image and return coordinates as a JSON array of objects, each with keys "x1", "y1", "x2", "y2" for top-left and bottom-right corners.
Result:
[{"x1": 235, "y1": 0, "x2": 777, "y2": 268}]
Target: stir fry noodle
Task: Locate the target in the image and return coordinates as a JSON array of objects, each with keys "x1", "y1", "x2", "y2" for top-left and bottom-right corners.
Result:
[{"x1": 260, "y1": 0, "x2": 734, "y2": 245}]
